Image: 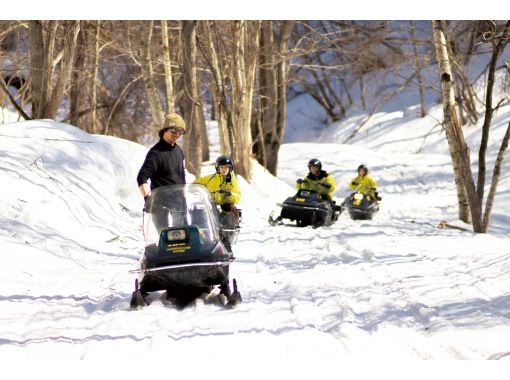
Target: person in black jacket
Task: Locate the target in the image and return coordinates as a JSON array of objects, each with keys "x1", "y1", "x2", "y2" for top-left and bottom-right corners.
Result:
[{"x1": 137, "y1": 113, "x2": 187, "y2": 230}]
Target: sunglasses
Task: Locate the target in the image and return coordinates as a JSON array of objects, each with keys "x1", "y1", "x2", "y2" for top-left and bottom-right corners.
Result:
[{"x1": 166, "y1": 126, "x2": 186, "y2": 135}]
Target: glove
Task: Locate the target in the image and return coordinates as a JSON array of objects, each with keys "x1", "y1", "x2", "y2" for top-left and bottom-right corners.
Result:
[
  {"x1": 320, "y1": 183, "x2": 331, "y2": 189},
  {"x1": 143, "y1": 194, "x2": 152, "y2": 212},
  {"x1": 351, "y1": 181, "x2": 359, "y2": 186},
  {"x1": 223, "y1": 190, "x2": 232, "y2": 197},
  {"x1": 296, "y1": 178, "x2": 304, "y2": 184}
]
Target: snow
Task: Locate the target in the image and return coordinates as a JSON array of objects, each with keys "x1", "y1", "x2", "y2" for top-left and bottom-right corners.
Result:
[{"x1": 2, "y1": 71, "x2": 510, "y2": 374}]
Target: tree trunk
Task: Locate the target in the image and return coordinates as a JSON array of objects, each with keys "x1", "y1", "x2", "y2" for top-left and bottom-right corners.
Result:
[
  {"x1": 181, "y1": 20, "x2": 202, "y2": 177},
  {"x1": 481, "y1": 121, "x2": 510, "y2": 232},
  {"x1": 40, "y1": 21, "x2": 58, "y2": 117},
  {"x1": 45, "y1": 21, "x2": 81, "y2": 120},
  {"x1": 229, "y1": 21, "x2": 261, "y2": 180},
  {"x1": 410, "y1": 21, "x2": 426, "y2": 118},
  {"x1": 199, "y1": 100, "x2": 210, "y2": 162},
  {"x1": 254, "y1": 20, "x2": 293, "y2": 175},
  {"x1": 255, "y1": 21, "x2": 278, "y2": 172},
  {"x1": 477, "y1": 21, "x2": 510, "y2": 211},
  {"x1": 359, "y1": 75, "x2": 366, "y2": 111},
  {"x1": 199, "y1": 21, "x2": 229, "y2": 154},
  {"x1": 29, "y1": 20, "x2": 46, "y2": 118},
  {"x1": 161, "y1": 20, "x2": 176, "y2": 114},
  {"x1": 70, "y1": 27, "x2": 86, "y2": 127},
  {"x1": 432, "y1": 20, "x2": 482, "y2": 231},
  {"x1": 90, "y1": 21, "x2": 100, "y2": 133},
  {"x1": 138, "y1": 21, "x2": 164, "y2": 130}
]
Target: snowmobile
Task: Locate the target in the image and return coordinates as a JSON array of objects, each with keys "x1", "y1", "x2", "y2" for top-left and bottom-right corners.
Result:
[
  {"x1": 268, "y1": 189, "x2": 341, "y2": 228},
  {"x1": 344, "y1": 191, "x2": 380, "y2": 220},
  {"x1": 129, "y1": 184, "x2": 242, "y2": 309}
]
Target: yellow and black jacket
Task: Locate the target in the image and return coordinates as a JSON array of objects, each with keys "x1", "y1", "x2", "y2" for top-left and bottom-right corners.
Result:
[
  {"x1": 348, "y1": 175, "x2": 377, "y2": 198},
  {"x1": 193, "y1": 172, "x2": 241, "y2": 205},
  {"x1": 296, "y1": 170, "x2": 336, "y2": 201}
]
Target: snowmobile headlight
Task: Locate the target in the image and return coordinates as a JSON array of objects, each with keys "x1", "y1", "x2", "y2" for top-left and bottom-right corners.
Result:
[
  {"x1": 166, "y1": 229, "x2": 187, "y2": 241},
  {"x1": 353, "y1": 193, "x2": 364, "y2": 201}
]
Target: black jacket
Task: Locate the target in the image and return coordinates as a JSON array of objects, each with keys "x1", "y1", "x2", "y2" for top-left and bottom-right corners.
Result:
[
  {"x1": 307, "y1": 169, "x2": 329, "y2": 181},
  {"x1": 137, "y1": 139, "x2": 185, "y2": 190}
]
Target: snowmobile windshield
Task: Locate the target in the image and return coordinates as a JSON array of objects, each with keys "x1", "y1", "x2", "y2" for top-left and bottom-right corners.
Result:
[{"x1": 143, "y1": 184, "x2": 221, "y2": 244}]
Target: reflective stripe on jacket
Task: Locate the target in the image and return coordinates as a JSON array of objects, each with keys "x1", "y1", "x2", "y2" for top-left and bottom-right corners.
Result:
[{"x1": 193, "y1": 172, "x2": 241, "y2": 205}]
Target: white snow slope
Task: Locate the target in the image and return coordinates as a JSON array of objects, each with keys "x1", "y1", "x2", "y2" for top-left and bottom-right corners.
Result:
[{"x1": 1, "y1": 112, "x2": 510, "y2": 371}]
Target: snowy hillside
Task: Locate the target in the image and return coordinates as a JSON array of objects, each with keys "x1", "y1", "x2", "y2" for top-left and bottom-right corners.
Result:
[{"x1": 1, "y1": 116, "x2": 510, "y2": 368}]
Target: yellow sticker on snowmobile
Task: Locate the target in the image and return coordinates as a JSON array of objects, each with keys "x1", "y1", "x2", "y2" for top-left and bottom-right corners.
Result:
[
  {"x1": 295, "y1": 197, "x2": 305, "y2": 202},
  {"x1": 166, "y1": 245, "x2": 191, "y2": 254}
]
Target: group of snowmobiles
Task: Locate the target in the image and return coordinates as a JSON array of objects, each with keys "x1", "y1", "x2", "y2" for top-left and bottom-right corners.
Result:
[
  {"x1": 269, "y1": 161, "x2": 381, "y2": 228},
  {"x1": 268, "y1": 187, "x2": 379, "y2": 228},
  {"x1": 129, "y1": 158, "x2": 381, "y2": 310}
]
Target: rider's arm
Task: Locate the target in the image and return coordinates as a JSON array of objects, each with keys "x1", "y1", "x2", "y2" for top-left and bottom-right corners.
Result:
[
  {"x1": 139, "y1": 183, "x2": 151, "y2": 198},
  {"x1": 369, "y1": 176, "x2": 377, "y2": 190},
  {"x1": 220, "y1": 174, "x2": 241, "y2": 204},
  {"x1": 137, "y1": 150, "x2": 158, "y2": 197},
  {"x1": 348, "y1": 176, "x2": 359, "y2": 190},
  {"x1": 325, "y1": 175, "x2": 336, "y2": 195}
]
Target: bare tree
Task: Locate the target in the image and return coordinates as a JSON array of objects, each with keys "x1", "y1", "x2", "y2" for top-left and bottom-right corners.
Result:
[
  {"x1": 198, "y1": 21, "x2": 261, "y2": 180},
  {"x1": 253, "y1": 20, "x2": 294, "y2": 175},
  {"x1": 136, "y1": 21, "x2": 164, "y2": 130},
  {"x1": 433, "y1": 20, "x2": 510, "y2": 232},
  {"x1": 29, "y1": 21, "x2": 81, "y2": 120}
]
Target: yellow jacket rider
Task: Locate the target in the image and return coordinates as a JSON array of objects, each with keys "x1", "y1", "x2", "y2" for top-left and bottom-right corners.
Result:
[
  {"x1": 194, "y1": 155, "x2": 241, "y2": 209},
  {"x1": 348, "y1": 164, "x2": 378, "y2": 200},
  {"x1": 296, "y1": 158, "x2": 336, "y2": 201}
]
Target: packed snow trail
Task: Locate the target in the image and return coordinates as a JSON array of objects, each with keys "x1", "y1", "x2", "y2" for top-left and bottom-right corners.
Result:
[{"x1": 1, "y1": 121, "x2": 510, "y2": 361}]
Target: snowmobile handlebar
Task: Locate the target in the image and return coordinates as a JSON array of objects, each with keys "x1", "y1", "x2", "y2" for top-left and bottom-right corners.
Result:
[{"x1": 213, "y1": 189, "x2": 232, "y2": 196}]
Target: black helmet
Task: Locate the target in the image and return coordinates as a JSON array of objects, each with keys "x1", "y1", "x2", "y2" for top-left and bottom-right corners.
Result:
[
  {"x1": 308, "y1": 158, "x2": 322, "y2": 170},
  {"x1": 215, "y1": 155, "x2": 233, "y2": 172},
  {"x1": 357, "y1": 164, "x2": 368, "y2": 174}
]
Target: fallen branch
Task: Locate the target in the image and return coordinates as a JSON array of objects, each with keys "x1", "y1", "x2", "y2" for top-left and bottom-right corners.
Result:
[{"x1": 437, "y1": 220, "x2": 470, "y2": 231}]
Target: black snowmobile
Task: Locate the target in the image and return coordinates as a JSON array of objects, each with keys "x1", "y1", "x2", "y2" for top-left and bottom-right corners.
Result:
[
  {"x1": 268, "y1": 189, "x2": 341, "y2": 228},
  {"x1": 344, "y1": 191, "x2": 380, "y2": 220},
  {"x1": 129, "y1": 184, "x2": 242, "y2": 309}
]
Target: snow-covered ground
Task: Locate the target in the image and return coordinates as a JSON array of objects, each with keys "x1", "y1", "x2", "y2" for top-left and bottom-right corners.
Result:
[{"x1": 1, "y1": 106, "x2": 510, "y2": 370}]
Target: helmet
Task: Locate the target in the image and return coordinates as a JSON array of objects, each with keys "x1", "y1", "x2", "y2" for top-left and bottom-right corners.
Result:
[
  {"x1": 159, "y1": 113, "x2": 186, "y2": 138},
  {"x1": 308, "y1": 158, "x2": 322, "y2": 170},
  {"x1": 215, "y1": 155, "x2": 233, "y2": 172},
  {"x1": 357, "y1": 164, "x2": 368, "y2": 174}
]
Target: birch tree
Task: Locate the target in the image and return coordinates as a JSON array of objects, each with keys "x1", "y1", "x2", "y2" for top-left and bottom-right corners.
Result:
[
  {"x1": 433, "y1": 20, "x2": 510, "y2": 232},
  {"x1": 161, "y1": 20, "x2": 176, "y2": 113}
]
